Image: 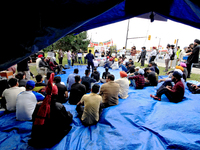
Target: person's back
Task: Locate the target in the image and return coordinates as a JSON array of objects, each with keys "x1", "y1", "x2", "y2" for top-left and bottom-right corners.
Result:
[
  {"x1": 54, "y1": 76, "x2": 68, "y2": 103},
  {"x1": 115, "y1": 71, "x2": 129, "y2": 99},
  {"x1": 2, "y1": 78, "x2": 25, "y2": 111},
  {"x1": 133, "y1": 74, "x2": 145, "y2": 89},
  {"x1": 91, "y1": 68, "x2": 100, "y2": 82},
  {"x1": 82, "y1": 70, "x2": 96, "y2": 93},
  {"x1": 99, "y1": 74, "x2": 120, "y2": 107},
  {"x1": 67, "y1": 68, "x2": 79, "y2": 91},
  {"x1": 16, "y1": 80, "x2": 38, "y2": 121},
  {"x1": 76, "y1": 84, "x2": 102, "y2": 126},
  {"x1": 148, "y1": 71, "x2": 158, "y2": 86},
  {"x1": 69, "y1": 75, "x2": 86, "y2": 105}
]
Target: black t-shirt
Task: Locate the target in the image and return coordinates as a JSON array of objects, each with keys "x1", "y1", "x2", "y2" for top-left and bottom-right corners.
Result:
[
  {"x1": 91, "y1": 71, "x2": 100, "y2": 81},
  {"x1": 17, "y1": 57, "x2": 31, "y2": 71},
  {"x1": 147, "y1": 71, "x2": 158, "y2": 86},
  {"x1": 55, "y1": 83, "x2": 68, "y2": 103},
  {"x1": 69, "y1": 83, "x2": 86, "y2": 105},
  {"x1": 102, "y1": 71, "x2": 110, "y2": 79}
]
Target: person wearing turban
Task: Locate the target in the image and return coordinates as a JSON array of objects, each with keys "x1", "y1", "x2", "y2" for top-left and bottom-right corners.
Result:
[
  {"x1": 29, "y1": 73, "x2": 73, "y2": 148},
  {"x1": 150, "y1": 71, "x2": 185, "y2": 103}
]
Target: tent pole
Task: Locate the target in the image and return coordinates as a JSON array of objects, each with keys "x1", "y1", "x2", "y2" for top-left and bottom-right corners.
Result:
[{"x1": 125, "y1": 19, "x2": 130, "y2": 49}]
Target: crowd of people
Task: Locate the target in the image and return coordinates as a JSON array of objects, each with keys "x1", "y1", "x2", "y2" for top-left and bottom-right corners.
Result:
[{"x1": 0, "y1": 39, "x2": 199, "y2": 148}]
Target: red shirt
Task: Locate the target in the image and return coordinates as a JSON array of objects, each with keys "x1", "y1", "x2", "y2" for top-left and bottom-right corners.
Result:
[
  {"x1": 170, "y1": 80, "x2": 185, "y2": 102},
  {"x1": 129, "y1": 74, "x2": 145, "y2": 89}
]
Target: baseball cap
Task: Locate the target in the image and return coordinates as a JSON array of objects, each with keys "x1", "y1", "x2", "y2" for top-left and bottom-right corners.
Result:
[{"x1": 26, "y1": 80, "x2": 35, "y2": 90}]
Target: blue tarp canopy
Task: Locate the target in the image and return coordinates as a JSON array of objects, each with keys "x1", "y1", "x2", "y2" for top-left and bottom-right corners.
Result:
[
  {"x1": 1, "y1": 0, "x2": 200, "y2": 70},
  {"x1": 0, "y1": 66, "x2": 200, "y2": 149}
]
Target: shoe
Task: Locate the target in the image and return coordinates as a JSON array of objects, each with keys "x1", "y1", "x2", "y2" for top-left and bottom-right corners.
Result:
[{"x1": 150, "y1": 94, "x2": 161, "y2": 101}]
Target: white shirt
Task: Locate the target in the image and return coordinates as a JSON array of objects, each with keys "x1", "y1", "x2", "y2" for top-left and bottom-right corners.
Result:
[
  {"x1": 115, "y1": 77, "x2": 129, "y2": 99},
  {"x1": 16, "y1": 91, "x2": 37, "y2": 121},
  {"x1": 93, "y1": 60, "x2": 98, "y2": 67},
  {"x1": 111, "y1": 62, "x2": 119, "y2": 70},
  {"x1": 120, "y1": 49, "x2": 126, "y2": 55},
  {"x1": 67, "y1": 51, "x2": 72, "y2": 60},
  {"x1": 165, "y1": 48, "x2": 172, "y2": 60},
  {"x1": 2, "y1": 87, "x2": 25, "y2": 111},
  {"x1": 150, "y1": 49, "x2": 157, "y2": 56},
  {"x1": 179, "y1": 50, "x2": 186, "y2": 62}
]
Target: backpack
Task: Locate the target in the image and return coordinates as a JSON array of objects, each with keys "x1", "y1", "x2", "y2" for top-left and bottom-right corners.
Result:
[{"x1": 170, "y1": 49, "x2": 175, "y2": 60}]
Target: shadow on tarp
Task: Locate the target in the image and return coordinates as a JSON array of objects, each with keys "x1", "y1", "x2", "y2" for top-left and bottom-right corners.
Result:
[{"x1": 0, "y1": 66, "x2": 200, "y2": 150}]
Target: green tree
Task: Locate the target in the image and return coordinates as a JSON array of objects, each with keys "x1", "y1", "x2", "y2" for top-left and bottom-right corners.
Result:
[{"x1": 43, "y1": 31, "x2": 90, "y2": 52}]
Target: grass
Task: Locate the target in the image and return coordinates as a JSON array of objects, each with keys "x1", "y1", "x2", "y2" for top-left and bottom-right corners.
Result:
[{"x1": 29, "y1": 55, "x2": 200, "y2": 82}]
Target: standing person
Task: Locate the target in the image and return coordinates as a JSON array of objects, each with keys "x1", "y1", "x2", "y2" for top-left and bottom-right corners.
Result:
[
  {"x1": 68, "y1": 75, "x2": 86, "y2": 105},
  {"x1": 164, "y1": 44, "x2": 172, "y2": 72},
  {"x1": 71, "y1": 51, "x2": 75, "y2": 67},
  {"x1": 86, "y1": 50, "x2": 95, "y2": 72},
  {"x1": 120, "y1": 47, "x2": 126, "y2": 58},
  {"x1": 83, "y1": 50, "x2": 88, "y2": 64},
  {"x1": 185, "y1": 39, "x2": 200, "y2": 78},
  {"x1": 176, "y1": 46, "x2": 182, "y2": 65},
  {"x1": 76, "y1": 84, "x2": 102, "y2": 126},
  {"x1": 58, "y1": 49, "x2": 64, "y2": 65},
  {"x1": 1, "y1": 78, "x2": 25, "y2": 112},
  {"x1": 67, "y1": 68, "x2": 79, "y2": 91},
  {"x1": 99, "y1": 74, "x2": 120, "y2": 107},
  {"x1": 17, "y1": 56, "x2": 32, "y2": 80},
  {"x1": 178, "y1": 46, "x2": 187, "y2": 64},
  {"x1": 149, "y1": 47, "x2": 157, "y2": 63},
  {"x1": 101, "y1": 50, "x2": 105, "y2": 57},
  {"x1": 115, "y1": 71, "x2": 129, "y2": 99},
  {"x1": 78, "y1": 49, "x2": 83, "y2": 64},
  {"x1": 138, "y1": 47, "x2": 146, "y2": 66},
  {"x1": 130, "y1": 46, "x2": 137, "y2": 62},
  {"x1": 169, "y1": 45, "x2": 176, "y2": 69},
  {"x1": 67, "y1": 50, "x2": 72, "y2": 66}
]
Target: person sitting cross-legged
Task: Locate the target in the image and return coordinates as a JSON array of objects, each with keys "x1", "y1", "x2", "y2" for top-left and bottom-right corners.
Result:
[
  {"x1": 115, "y1": 71, "x2": 129, "y2": 99},
  {"x1": 99, "y1": 74, "x2": 120, "y2": 107},
  {"x1": 91, "y1": 67, "x2": 100, "y2": 82},
  {"x1": 33, "y1": 74, "x2": 47, "y2": 95},
  {"x1": 128, "y1": 69, "x2": 145, "y2": 89},
  {"x1": 187, "y1": 82, "x2": 200, "y2": 94},
  {"x1": 100, "y1": 67, "x2": 110, "y2": 83},
  {"x1": 1, "y1": 78, "x2": 25, "y2": 112},
  {"x1": 76, "y1": 84, "x2": 103, "y2": 126},
  {"x1": 150, "y1": 70, "x2": 185, "y2": 103},
  {"x1": 144, "y1": 67, "x2": 158, "y2": 86},
  {"x1": 28, "y1": 73, "x2": 73, "y2": 148},
  {"x1": 16, "y1": 80, "x2": 45, "y2": 121},
  {"x1": 82, "y1": 69, "x2": 96, "y2": 93},
  {"x1": 68, "y1": 75, "x2": 86, "y2": 105}
]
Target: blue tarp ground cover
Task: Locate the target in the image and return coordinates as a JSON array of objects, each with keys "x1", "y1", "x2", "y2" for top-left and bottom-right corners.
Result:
[{"x1": 0, "y1": 66, "x2": 200, "y2": 150}]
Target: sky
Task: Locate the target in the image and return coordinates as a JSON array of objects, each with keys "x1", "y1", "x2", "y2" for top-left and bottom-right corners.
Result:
[{"x1": 87, "y1": 17, "x2": 200, "y2": 50}]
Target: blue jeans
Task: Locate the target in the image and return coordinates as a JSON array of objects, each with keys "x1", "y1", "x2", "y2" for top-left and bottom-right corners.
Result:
[
  {"x1": 119, "y1": 64, "x2": 128, "y2": 72},
  {"x1": 130, "y1": 79, "x2": 136, "y2": 87},
  {"x1": 78, "y1": 57, "x2": 83, "y2": 64},
  {"x1": 68, "y1": 60, "x2": 71, "y2": 66}
]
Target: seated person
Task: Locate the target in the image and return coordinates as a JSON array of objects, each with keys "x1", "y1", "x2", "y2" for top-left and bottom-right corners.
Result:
[
  {"x1": 33, "y1": 74, "x2": 47, "y2": 95},
  {"x1": 93, "y1": 59, "x2": 99, "y2": 68},
  {"x1": 148, "y1": 61, "x2": 159, "y2": 75},
  {"x1": 16, "y1": 80, "x2": 44, "y2": 121},
  {"x1": 1, "y1": 78, "x2": 25, "y2": 112},
  {"x1": 104, "y1": 58, "x2": 113, "y2": 68},
  {"x1": 38, "y1": 57, "x2": 50, "y2": 75},
  {"x1": 150, "y1": 71, "x2": 185, "y2": 103},
  {"x1": 110, "y1": 58, "x2": 119, "y2": 70},
  {"x1": 187, "y1": 82, "x2": 200, "y2": 94},
  {"x1": 76, "y1": 84, "x2": 102, "y2": 126},
  {"x1": 44, "y1": 71, "x2": 54, "y2": 84},
  {"x1": 99, "y1": 59, "x2": 105, "y2": 67},
  {"x1": 126, "y1": 58, "x2": 134, "y2": 67},
  {"x1": 69, "y1": 75, "x2": 86, "y2": 105},
  {"x1": 91, "y1": 67, "x2": 100, "y2": 82},
  {"x1": 53, "y1": 76, "x2": 68, "y2": 103},
  {"x1": 29, "y1": 73, "x2": 73, "y2": 148},
  {"x1": 134, "y1": 66, "x2": 140, "y2": 75},
  {"x1": 115, "y1": 71, "x2": 129, "y2": 99},
  {"x1": 67, "y1": 68, "x2": 79, "y2": 91},
  {"x1": 100, "y1": 67, "x2": 110, "y2": 83},
  {"x1": 46, "y1": 57, "x2": 61, "y2": 74},
  {"x1": 128, "y1": 69, "x2": 145, "y2": 89},
  {"x1": 99, "y1": 74, "x2": 120, "y2": 107},
  {"x1": 82, "y1": 69, "x2": 96, "y2": 93},
  {"x1": 144, "y1": 68, "x2": 158, "y2": 86},
  {"x1": 15, "y1": 72, "x2": 28, "y2": 87},
  {"x1": 127, "y1": 63, "x2": 135, "y2": 74},
  {"x1": 119, "y1": 61, "x2": 128, "y2": 72}
]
